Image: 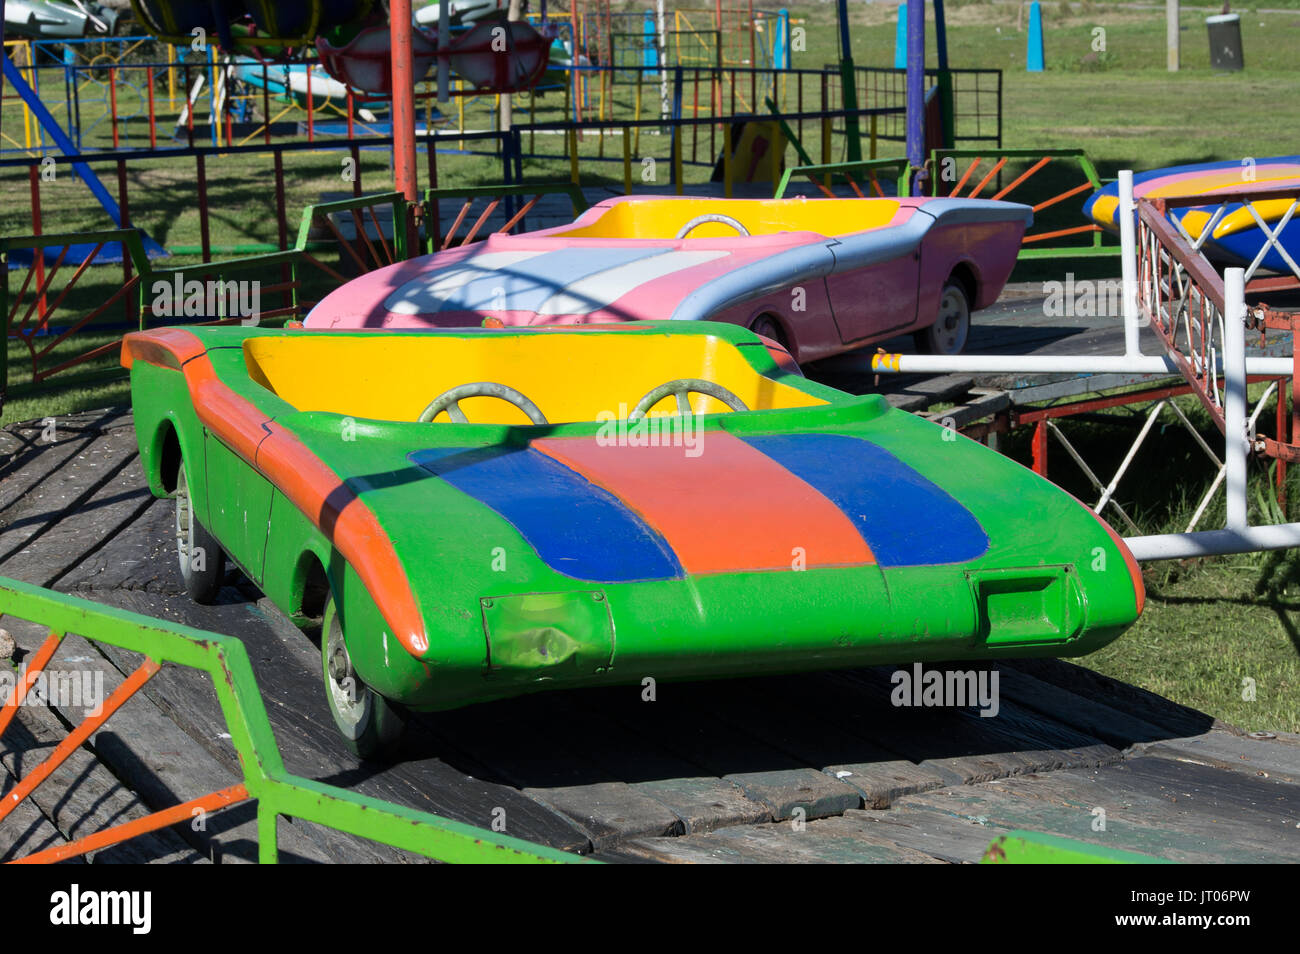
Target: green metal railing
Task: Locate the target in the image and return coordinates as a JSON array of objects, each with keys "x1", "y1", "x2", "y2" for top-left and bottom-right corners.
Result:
[
  {"x1": 2, "y1": 183, "x2": 592, "y2": 407},
  {"x1": 0, "y1": 576, "x2": 585, "y2": 864},
  {"x1": 773, "y1": 157, "x2": 911, "y2": 200},
  {"x1": 981, "y1": 830, "x2": 1172, "y2": 864},
  {"x1": 1, "y1": 227, "x2": 151, "y2": 403}
]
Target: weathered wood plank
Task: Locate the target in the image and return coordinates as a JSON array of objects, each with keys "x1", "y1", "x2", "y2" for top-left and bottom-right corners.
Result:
[
  {"x1": 1130, "y1": 730, "x2": 1300, "y2": 785},
  {"x1": 844, "y1": 807, "x2": 1008, "y2": 863},
  {"x1": 521, "y1": 782, "x2": 684, "y2": 850},
  {"x1": 63, "y1": 497, "x2": 185, "y2": 595},
  {"x1": 0, "y1": 770, "x2": 78, "y2": 863},
  {"x1": 1006, "y1": 658, "x2": 1216, "y2": 739},
  {"x1": 702, "y1": 674, "x2": 905, "y2": 771},
  {"x1": 630, "y1": 777, "x2": 769, "y2": 834},
  {"x1": 722, "y1": 767, "x2": 861, "y2": 821},
  {"x1": 0, "y1": 425, "x2": 146, "y2": 587},
  {"x1": 895, "y1": 757, "x2": 1300, "y2": 863},
  {"x1": 990, "y1": 662, "x2": 1171, "y2": 748},
  {"x1": 609, "y1": 815, "x2": 943, "y2": 864},
  {"x1": 572, "y1": 681, "x2": 817, "y2": 779},
  {"x1": 0, "y1": 408, "x2": 134, "y2": 512},
  {"x1": 0, "y1": 430, "x2": 98, "y2": 517},
  {"x1": 822, "y1": 761, "x2": 950, "y2": 809},
  {"x1": 795, "y1": 669, "x2": 1120, "y2": 784}
]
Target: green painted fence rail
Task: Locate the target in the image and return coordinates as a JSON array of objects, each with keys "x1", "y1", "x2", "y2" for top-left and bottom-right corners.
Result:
[
  {"x1": 773, "y1": 157, "x2": 911, "y2": 200},
  {"x1": 981, "y1": 830, "x2": 1173, "y2": 864},
  {"x1": 0, "y1": 576, "x2": 585, "y2": 864},
  {"x1": 1, "y1": 183, "x2": 590, "y2": 406}
]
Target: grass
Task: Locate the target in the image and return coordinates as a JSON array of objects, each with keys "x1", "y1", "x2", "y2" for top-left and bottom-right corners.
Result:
[{"x1": 4, "y1": 2, "x2": 1300, "y2": 729}]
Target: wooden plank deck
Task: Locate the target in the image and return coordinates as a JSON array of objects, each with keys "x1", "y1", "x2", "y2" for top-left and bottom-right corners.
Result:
[{"x1": 1, "y1": 353, "x2": 1298, "y2": 862}]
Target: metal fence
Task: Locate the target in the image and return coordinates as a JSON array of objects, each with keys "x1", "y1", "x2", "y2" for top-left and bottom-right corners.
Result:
[{"x1": 0, "y1": 576, "x2": 582, "y2": 863}]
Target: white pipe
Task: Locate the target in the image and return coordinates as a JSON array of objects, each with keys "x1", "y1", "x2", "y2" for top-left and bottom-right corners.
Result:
[
  {"x1": 1119, "y1": 169, "x2": 1142, "y2": 357},
  {"x1": 1096, "y1": 400, "x2": 1164, "y2": 513},
  {"x1": 1224, "y1": 267, "x2": 1248, "y2": 531},
  {"x1": 1126, "y1": 524, "x2": 1300, "y2": 561},
  {"x1": 1166, "y1": 0, "x2": 1180, "y2": 72},
  {"x1": 866, "y1": 353, "x2": 1293, "y2": 376}
]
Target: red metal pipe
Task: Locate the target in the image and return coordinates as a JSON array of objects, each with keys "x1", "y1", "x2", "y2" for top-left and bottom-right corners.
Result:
[
  {"x1": 1031, "y1": 420, "x2": 1047, "y2": 477},
  {"x1": 0, "y1": 631, "x2": 64, "y2": 739},
  {"x1": 29, "y1": 165, "x2": 46, "y2": 324},
  {"x1": 109, "y1": 66, "x2": 120, "y2": 149},
  {"x1": 390, "y1": 0, "x2": 420, "y2": 204},
  {"x1": 306, "y1": 63, "x2": 315, "y2": 143}
]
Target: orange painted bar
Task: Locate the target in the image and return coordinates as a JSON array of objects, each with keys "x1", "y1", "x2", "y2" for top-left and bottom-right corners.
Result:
[
  {"x1": 534, "y1": 433, "x2": 875, "y2": 574},
  {"x1": 1022, "y1": 224, "x2": 1101, "y2": 244},
  {"x1": 0, "y1": 630, "x2": 64, "y2": 739},
  {"x1": 10, "y1": 784, "x2": 250, "y2": 865},
  {"x1": 948, "y1": 157, "x2": 980, "y2": 197},
  {"x1": 1032, "y1": 181, "x2": 1094, "y2": 213},
  {"x1": 0, "y1": 660, "x2": 160, "y2": 826},
  {"x1": 991, "y1": 156, "x2": 1051, "y2": 201},
  {"x1": 967, "y1": 157, "x2": 1008, "y2": 199}
]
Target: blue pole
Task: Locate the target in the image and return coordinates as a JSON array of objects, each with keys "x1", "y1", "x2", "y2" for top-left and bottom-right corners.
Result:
[
  {"x1": 1, "y1": 52, "x2": 167, "y2": 258},
  {"x1": 1027, "y1": 1, "x2": 1045, "y2": 72},
  {"x1": 905, "y1": 0, "x2": 925, "y2": 194},
  {"x1": 894, "y1": 4, "x2": 907, "y2": 70},
  {"x1": 776, "y1": 9, "x2": 789, "y2": 69},
  {"x1": 644, "y1": 11, "x2": 656, "y2": 68}
]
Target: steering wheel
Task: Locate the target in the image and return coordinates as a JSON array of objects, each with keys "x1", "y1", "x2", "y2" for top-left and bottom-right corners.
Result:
[
  {"x1": 418, "y1": 382, "x2": 548, "y2": 425},
  {"x1": 675, "y1": 213, "x2": 751, "y2": 239},
  {"x1": 629, "y1": 379, "x2": 749, "y2": 419}
]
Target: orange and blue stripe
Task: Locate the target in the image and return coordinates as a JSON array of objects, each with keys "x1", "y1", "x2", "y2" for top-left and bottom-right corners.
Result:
[{"x1": 412, "y1": 432, "x2": 987, "y2": 581}]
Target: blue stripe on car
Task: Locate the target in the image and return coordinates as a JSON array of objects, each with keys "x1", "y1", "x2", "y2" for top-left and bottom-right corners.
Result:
[
  {"x1": 741, "y1": 433, "x2": 989, "y2": 566},
  {"x1": 410, "y1": 446, "x2": 684, "y2": 582}
]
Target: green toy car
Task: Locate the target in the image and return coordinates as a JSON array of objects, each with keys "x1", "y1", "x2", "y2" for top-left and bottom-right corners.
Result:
[{"x1": 122, "y1": 322, "x2": 1144, "y2": 757}]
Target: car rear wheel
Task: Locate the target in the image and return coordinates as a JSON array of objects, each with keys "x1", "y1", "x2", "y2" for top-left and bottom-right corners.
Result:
[
  {"x1": 749, "y1": 314, "x2": 789, "y2": 350},
  {"x1": 915, "y1": 280, "x2": 971, "y2": 356},
  {"x1": 174, "y1": 465, "x2": 225, "y2": 604},
  {"x1": 322, "y1": 595, "x2": 406, "y2": 760}
]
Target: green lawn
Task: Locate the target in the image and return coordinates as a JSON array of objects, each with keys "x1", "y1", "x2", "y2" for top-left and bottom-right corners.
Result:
[{"x1": 4, "y1": 1, "x2": 1300, "y2": 730}]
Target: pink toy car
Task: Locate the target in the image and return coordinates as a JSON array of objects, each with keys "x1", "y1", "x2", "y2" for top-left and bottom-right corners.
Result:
[{"x1": 305, "y1": 195, "x2": 1031, "y2": 362}]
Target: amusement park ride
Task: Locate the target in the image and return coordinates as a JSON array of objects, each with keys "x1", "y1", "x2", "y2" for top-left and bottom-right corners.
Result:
[{"x1": 1, "y1": 0, "x2": 1299, "y2": 868}]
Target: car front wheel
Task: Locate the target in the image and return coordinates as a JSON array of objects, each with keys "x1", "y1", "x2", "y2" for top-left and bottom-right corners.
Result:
[
  {"x1": 174, "y1": 465, "x2": 225, "y2": 604},
  {"x1": 915, "y1": 280, "x2": 971, "y2": 356},
  {"x1": 321, "y1": 595, "x2": 406, "y2": 760}
]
